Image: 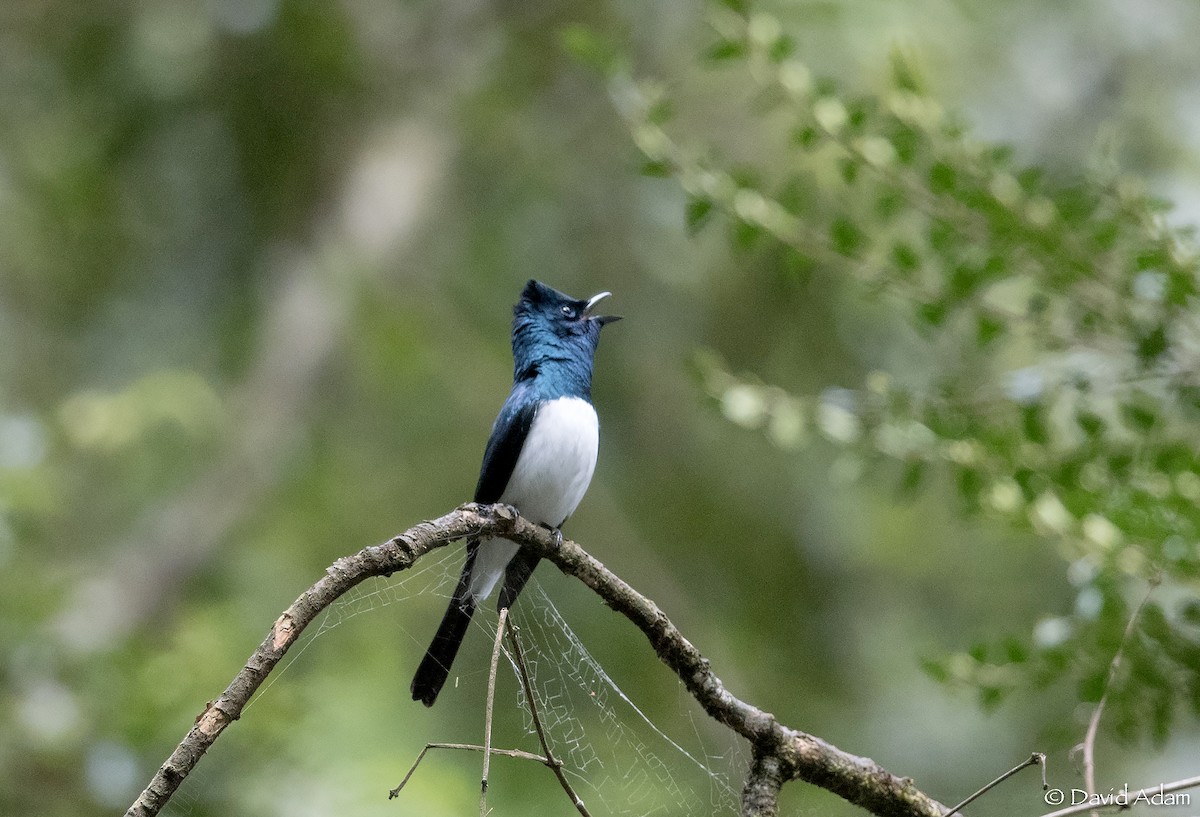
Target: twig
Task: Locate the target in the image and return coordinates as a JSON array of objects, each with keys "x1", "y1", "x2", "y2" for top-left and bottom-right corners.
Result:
[
  {"x1": 507, "y1": 620, "x2": 593, "y2": 817},
  {"x1": 1078, "y1": 579, "x2": 1158, "y2": 810},
  {"x1": 1037, "y1": 773, "x2": 1200, "y2": 817},
  {"x1": 480, "y1": 607, "x2": 509, "y2": 816},
  {"x1": 944, "y1": 753, "x2": 1046, "y2": 817},
  {"x1": 390, "y1": 612, "x2": 590, "y2": 814},
  {"x1": 389, "y1": 743, "x2": 551, "y2": 798}
]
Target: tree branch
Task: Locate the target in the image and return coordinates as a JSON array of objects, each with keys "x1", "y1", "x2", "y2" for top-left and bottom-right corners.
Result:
[
  {"x1": 742, "y1": 749, "x2": 786, "y2": 817},
  {"x1": 125, "y1": 503, "x2": 950, "y2": 817}
]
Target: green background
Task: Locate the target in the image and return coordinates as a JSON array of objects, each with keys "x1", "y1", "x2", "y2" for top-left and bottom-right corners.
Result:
[{"x1": 2, "y1": 1, "x2": 1199, "y2": 815}]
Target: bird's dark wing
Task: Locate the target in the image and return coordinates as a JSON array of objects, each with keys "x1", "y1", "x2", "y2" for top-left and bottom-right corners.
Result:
[{"x1": 474, "y1": 391, "x2": 539, "y2": 503}]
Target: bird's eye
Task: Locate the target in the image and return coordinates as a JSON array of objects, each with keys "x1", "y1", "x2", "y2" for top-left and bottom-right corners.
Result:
[{"x1": 560, "y1": 305, "x2": 576, "y2": 319}]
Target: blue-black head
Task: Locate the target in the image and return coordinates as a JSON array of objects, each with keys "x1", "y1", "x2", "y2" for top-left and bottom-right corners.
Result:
[{"x1": 511, "y1": 280, "x2": 621, "y2": 387}]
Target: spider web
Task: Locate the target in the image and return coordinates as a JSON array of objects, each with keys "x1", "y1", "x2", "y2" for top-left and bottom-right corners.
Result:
[
  {"x1": 245, "y1": 546, "x2": 469, "y2": 708},
  {"x1": 170, "y1": 544, "x2": 747, "y2": 816},
  {"x1": 498, "y1": 585, "x2": 744, "y2": 816},
  {"x1": 156, "y1": 552, "x2": 473, "y2": 817}
]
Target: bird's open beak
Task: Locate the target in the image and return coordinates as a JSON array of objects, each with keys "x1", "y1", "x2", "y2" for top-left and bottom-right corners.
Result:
[{"x1": 584, "y1": 291, "x2": 622, "y2": 325}]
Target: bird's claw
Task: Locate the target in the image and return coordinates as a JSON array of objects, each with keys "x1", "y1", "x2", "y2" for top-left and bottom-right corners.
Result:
[{"x1": 543, "y1": 525, "x2": 564, "y2": 550}]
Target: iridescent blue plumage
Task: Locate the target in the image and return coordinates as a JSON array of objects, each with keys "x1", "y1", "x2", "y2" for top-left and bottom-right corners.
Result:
[
  {"x1": 510, "y1": 279, "x2": 606, "y2": 396},
  {"x1": 411, "y1": 280, "x2": 619, "y2": 706}
]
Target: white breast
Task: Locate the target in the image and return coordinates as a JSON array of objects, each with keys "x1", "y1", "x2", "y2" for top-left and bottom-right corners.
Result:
[
  {"x1": 469, "y1": 396, "x2": 599, "y2": 601},
  {"x1": 501, "y1": 396, "x2": 599, "y2": 526}
]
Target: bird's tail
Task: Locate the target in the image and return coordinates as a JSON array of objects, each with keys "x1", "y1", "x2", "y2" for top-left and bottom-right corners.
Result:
[
  {"x1": 411, "y1": 545, "x2": 479, "y2": 707},
  {"x1": 410, "y1": 594, "x2": 475, "y2": 706}
]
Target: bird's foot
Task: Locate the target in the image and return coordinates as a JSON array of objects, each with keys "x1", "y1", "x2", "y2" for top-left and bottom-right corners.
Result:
[{"x1": 541, "y1": 524, "x2": 564, "y2": 550}]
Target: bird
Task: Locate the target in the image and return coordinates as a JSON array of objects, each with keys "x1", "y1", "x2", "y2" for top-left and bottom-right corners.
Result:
[{"x1": 410, "y1": 279, "x2": 621, "y2": 707}]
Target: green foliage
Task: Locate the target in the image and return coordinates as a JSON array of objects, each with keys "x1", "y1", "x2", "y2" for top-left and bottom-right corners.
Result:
[
  {"x1": 6, "y1": 1, "x2": 1200, "y2": 814},
  {"x1": 630, "y1": 1, "x2": 1200, "y2": 746},
  {"x1": 559, "y1": 24, "x2": 623, "y2": 75}
]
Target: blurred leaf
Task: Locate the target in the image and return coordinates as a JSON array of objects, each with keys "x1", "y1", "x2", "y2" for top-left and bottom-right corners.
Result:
[
  {"x1": 1151, "y1": 691, "x2": 1174, "y2": 745},
  {"x1": 1120, "y1": 399, "x2": 1158, "y2": 432},
  {"x1": 889, "y1": 123, "x2": 921, "y2": 164},
  {"x1": 641, "y1": 159, "x2": 674, "y2": 177},
  {"x1": 917, "y1": 300, "x2": 948, "y2": 327},
  {"x1": 559, "y1": 24, "x2": 621, "y2": 73},
  {"x1": 948, "y1": 263, "x2": 980, "y2": 302},
  {"x1": 956, "y1": 468, "x2": 983, "y2": 506},
  {"x1": 929, "y1": 161, "x2": 957, "y2": 194},
  {"x1": 1092, "y1": 219, "x2": 1120, "y2": 250},
  {"x1": 717, "y1": 0, "x2": 752, "y2": 14},
  {"x1": 920, "y1": 656, "x2": 950, "y2": 684},
  {"x1": 891, "y1": 241, "x2": 920, "y2": 274},
  {"x1": 686, "y1": 196, "x2": 715, "y2": 234},
  {"x1": 646, "y1": 97, "x2": 676, "y2": 126},
  {"x1": 876, "y1": 190, "x2": 904, "y2": 219},
  {"x1": 1017, "y1": 167, "x2": 1044, "y2": 192},
  {"x1": 1076, "y1": 410, "x2": 1105, "y2": 439},
  {"x1": 732, "y1": 217, "x2": 764, "y2": 250},
  {"x1": 1135, "y1": 324, "x2": 1168, "y2": 363},
  {"x1": 1136, "y1": 247, "x2": 1169, "y2": 270},
  {"x1": 976, "y1": 314, "x2": 1003, "y2": 345},
  {"x1": 706, "y1": 38, "x2": 748, "y2": 62},
  {"x1": 793, "y1": 124, "x2": 821, "y2": 149},
  {"x1": 839, "y1": 157, "x2": 860, "y2": 185},
  {"x1": 898, "y1": 460, "x2": 926, "y2": 496},
  {"x1": 846, "y1": 98, "x2": 873, "y2": 133},
  {"x1": 979, "y1": 685, "x2": 1007, "y2": 710},
  {"x1": 1002, "y1": 638, "x2": 1029, "y2": 664},
  {"x1": 768, "y1": 34, "x2": 796, "y2": 63},
  {"x1": 1078, "y1": 668, "x2": 1107, "y2": 703},
  {"x1": 888, "y1": 46, "x2": 928, "y2": 94},
  {"x1": 1140, "y1": 603, "x2": 1170, "y2": 643},
  {"x1": 1021, "y1": 404, "x2": 1048, "y2": 445},
  {"x1": 830, "y1": 216, "x2": 863, "y2": 255},
  {"x1": 927, "y1": 219, "x2": 956, "y2": 254}
]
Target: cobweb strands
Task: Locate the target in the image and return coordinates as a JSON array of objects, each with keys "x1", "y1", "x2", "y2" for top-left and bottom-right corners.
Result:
[
  {"x1": 497, "y1": 584, "x2": 744, "y2": 816},
  {"x1": 187, "y1": 545, "x2": 744, "y2": 816},
  {"x1": 126, "y1": 506, "x2": 950, "y2": 817},
  {"x1": 245, "y1": 547, "x2": 466, "y2": 710}
]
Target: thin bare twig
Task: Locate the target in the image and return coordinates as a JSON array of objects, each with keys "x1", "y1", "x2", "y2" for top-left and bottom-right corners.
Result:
[
  {"x1": 481, "y1": 606, "x2": 509, "y2": 816},
  {"x1": 390, "y1": 611, "x2": 590, "y2": 814},
  {"x1": 944, "y1": 753, "x2": 1046, "y2": 817},
  {"x1": 1078, "y1": 579, "x2": 1158, "y2": 810},
  {"x1": 388, "y1": 743, "x2": 551, "y2": 799},
  {"x1": 507, "y1": 620, "x2": 593, "y2": 817}
]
